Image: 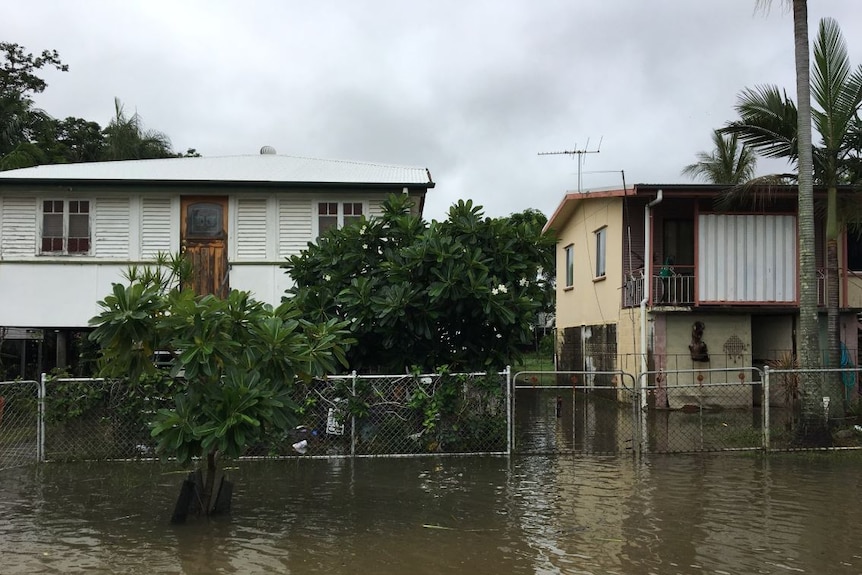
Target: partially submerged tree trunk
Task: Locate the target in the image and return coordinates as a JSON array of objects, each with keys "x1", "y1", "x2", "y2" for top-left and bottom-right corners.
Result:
[
  {"x1": 170, "y1": 450, "x2": 232, "y2": 524},
  {"x1": 792, "y1": 0, "x2": 830, "y2": 444}
]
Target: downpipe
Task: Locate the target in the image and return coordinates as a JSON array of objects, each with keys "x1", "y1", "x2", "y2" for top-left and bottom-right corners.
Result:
[{"x1": 638, "y1": 190, "x2": 662, "y2": 454}]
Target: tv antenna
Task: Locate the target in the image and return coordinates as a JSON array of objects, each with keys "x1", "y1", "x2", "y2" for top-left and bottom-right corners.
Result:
[{"x1": 538, "y1": 137, "x2": 602, "y2": 192}]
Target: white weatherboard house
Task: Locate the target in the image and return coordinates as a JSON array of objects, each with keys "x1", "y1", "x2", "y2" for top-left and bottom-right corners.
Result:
[{"x1": 0, "y1": 149, "x2": 434, "y2": 378}]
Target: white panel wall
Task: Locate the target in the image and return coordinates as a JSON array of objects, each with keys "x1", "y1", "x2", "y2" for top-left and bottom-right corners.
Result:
[
  {"x1": 0, "y1": 263, "x2": 128, "y2": 327},
  {"x1": 94, "y1": 197, "x2": 131, "y2": 258},
  {"x1": 698, "y1": 214, "x2": 796, "y2": 303},
  {"x1": 230, "y1": 264, "x2": 295, "y2": 306},
  {"x1": 0, "y1": 197, "x2": 37, "y2": 257}
]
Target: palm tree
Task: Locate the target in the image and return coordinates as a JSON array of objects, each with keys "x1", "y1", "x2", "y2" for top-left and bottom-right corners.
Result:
[
  {"x1": 102, "y1": 97, "x2": 174, "y2": 161},
  {"x1": 724, "y1": 17, "x2": 862, "y2": 428},
  {"x1": 682, "y1": 130, "x2": 758, "y2": 184}
]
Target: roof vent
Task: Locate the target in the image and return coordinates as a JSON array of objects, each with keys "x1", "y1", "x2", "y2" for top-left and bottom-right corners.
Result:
[{"x1": 260, "y1": 146, "x2": 277, "y2": 155}]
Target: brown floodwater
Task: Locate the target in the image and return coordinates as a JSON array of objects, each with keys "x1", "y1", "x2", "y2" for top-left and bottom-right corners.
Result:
[{"x1": 1, "y1": 452, "x2": 861, "y2": 574}]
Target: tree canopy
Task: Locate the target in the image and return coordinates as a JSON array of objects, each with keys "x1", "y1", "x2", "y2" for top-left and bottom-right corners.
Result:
[
  {"x1": 0, "y1": 42, "x2": 193, "y2": 170},
  {"x1": 284, "y1": 194, "x2": 555, "y2": 373}
]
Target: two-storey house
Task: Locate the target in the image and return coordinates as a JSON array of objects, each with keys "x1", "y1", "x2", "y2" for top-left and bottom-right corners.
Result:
[
  {"x1": 0, "y1": 149, "x2": 434, "y2": 378},
  {"x1": 544, "y1": 183, "x2": 861, "y2": 409}
]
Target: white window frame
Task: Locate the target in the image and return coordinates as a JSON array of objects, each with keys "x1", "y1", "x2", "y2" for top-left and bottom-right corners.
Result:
[
  {"x1": 314, "y1": 200, "x2": 367, "y2": 237},
  {"x1": 564, "y1": 243, "x2": 574, "y2": 288},
  {"x1": 39, "y1": 198, "x2": 92, "y2": 255},
  {"x1": 595, "y1": 226, "x2": 607, "y2": 279}
]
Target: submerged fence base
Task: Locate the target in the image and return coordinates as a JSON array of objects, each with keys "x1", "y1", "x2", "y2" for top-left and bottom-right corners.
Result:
[{"x1": 1, "y1": 365, "x2": 860, "y2": 470}]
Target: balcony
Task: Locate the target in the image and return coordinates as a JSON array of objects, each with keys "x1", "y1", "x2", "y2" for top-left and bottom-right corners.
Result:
[{"x1": 622, "y1": 267, "x2": 827, "y2": 308}]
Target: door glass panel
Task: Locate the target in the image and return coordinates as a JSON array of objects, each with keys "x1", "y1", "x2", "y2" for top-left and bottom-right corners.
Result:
[{"x1": 187, "y1": 202, "x2": 224, "y2": 238}]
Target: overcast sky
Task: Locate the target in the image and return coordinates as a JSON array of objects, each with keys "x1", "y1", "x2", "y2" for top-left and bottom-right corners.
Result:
[{"x1": 8, "y1": 1, "x2": 862, "y2": 220}]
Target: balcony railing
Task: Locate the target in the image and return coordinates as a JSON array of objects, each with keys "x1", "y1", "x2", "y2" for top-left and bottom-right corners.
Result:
[{"x1": 622, "y1": 267, "x2": 827, "y2": 308}]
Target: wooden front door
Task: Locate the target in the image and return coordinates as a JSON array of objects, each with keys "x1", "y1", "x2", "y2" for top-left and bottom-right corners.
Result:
[{"x1": 181, "y1": 196, "x2": 229, "y2": 298}]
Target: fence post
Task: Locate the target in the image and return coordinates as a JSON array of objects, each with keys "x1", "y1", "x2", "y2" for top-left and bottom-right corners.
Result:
[
  {"x1": 38, "y1": 373, "x2": 46, "y2": 463},
  {"x1": 505, "y1": 366, "x2": 512, "y2": 456},
  {"x1": 350, "y1": 370, "x2": 357, "y2": 458},
  {"x1": 762, "y1": 366, "x2": 770, "y2": 452},
  {"x1": 632, "y1": 372, "x2": 641, "y2": 458}
]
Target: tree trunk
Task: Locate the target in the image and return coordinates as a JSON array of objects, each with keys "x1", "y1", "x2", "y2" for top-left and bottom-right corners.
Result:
[
  {"x1": 792, "y1": 0, "x2": 826, "y2": 439},
  {"x1": 826, "y1": 186, "x2": 844, "y2": 417},
  {"x1": 200, "y1": 450, "x2": 218, "y2": 515}
]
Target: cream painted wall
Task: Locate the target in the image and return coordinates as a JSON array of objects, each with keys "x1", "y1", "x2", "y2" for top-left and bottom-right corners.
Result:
[
  {"x1": 661, "y1": 313, "x2": 754, "y2": 408},
  {"x1": 616, "y1": 307, "x2": 643, "y2": 377},
  {"x1": 555, "y1": 197, "x2": 624, "y2": 328},
  {"x1": 750, "y1": 315, "x2": 794, "y2": 362}
]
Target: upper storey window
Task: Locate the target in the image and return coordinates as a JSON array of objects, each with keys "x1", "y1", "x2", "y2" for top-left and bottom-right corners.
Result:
[{"x1": 41, "y1": 200, "x2": 90, "y2": 254}]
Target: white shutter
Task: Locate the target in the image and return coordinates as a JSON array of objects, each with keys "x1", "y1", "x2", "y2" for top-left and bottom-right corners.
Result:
[
  {"x1": 236, "y1": 198, "x2": 268, "y2": 260},
  {"x1": 141, "y1": 197, "x2": 172, "y2": 259},
  {"x1": 94, "y1": 197, "x2": 130, "y2": 257},
  {"x1": 698, "y1": 214, "x2": 796, "y2": 303},
  {"x1": 0, "y1": 197, "x2": 37, "y2": 257},
  {"x1": 279, "y1": 198, "x2": 312, "y2": 257}
]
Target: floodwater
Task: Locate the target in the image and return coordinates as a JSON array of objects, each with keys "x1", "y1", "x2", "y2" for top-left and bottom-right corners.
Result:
[{"x1": 2, "y1": 453, "x2": 862, "y2": 574}]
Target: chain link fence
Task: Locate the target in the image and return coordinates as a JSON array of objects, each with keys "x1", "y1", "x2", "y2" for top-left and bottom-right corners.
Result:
[
  {"x1": 4, "y1": 366, "x2": 862, "y2": 468},
  {"x1": 252, "y1": 371, "x2": 509, "y2": 457},
  {"x1": 512, "y1": 370, "x2": 638, "y2": 455},
  {"x1": 0, "y1": 380, "x2": 39, "y2": 470},
  {"x1": 6, "y1": 371, "x2": 508, "y2": 464}
]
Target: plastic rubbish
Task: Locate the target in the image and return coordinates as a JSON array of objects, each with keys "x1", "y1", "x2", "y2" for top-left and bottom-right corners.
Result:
[{"x1": 292, "y1": 439, "x2": 308, "y2": 454}]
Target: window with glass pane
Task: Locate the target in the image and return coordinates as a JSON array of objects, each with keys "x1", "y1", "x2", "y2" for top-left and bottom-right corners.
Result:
[
  {"x1": 343, "y1": 202, "x2": 363, "y2": 227},
  {"x1": 595, "y1": 227, "x2": 606, "y2": 278},
  {"x1": 41, "y1": 199, "x2": 90, "y2": 254},
  {"x1": 565, "y1": 244, "x2": 574, "y2": 287},
  {"x1": 318, "y1": 202, "x2": 338, "y2": 235}
]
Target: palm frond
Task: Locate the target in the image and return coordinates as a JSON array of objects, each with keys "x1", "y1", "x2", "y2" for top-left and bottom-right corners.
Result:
[
  {"x1": 713, "y1": 173, "x2": 797, "y2": 212},
  {"x1": 681, "y1": 130, "x2": 757, "y2": 184},
  {"x1": 722, "y1": 85, "x2": 798, "y2": 161}
]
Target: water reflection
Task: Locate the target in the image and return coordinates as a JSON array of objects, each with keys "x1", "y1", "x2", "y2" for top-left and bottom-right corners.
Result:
[{"x1": 1, "y1": 454, "x2": 862, "y2": 574}]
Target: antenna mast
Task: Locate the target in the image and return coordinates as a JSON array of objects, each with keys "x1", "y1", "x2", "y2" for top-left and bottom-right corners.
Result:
[{"x1": 538, "y1": 137, "x2": 603, "y2": 192}]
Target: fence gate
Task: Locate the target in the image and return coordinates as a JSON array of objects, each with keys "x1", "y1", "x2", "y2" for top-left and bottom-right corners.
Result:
[
  {"x1": 0, "y1": 380, "x2": 39, "y2": 471},
  {"x1": 511, "y1": 371, "x2": 638, "y2": 455}
]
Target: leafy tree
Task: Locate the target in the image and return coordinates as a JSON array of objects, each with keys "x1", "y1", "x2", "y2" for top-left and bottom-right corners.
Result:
[
  {"x1": 0, "y1": 42, "x2": 68, "y2": 162},
  {"x1": 722, "y1": 17, "x2": 862, "y2": 426},
  {"x1": 284, "y1": 194, "x2": 555, "y2": 373},
  {"x1": 682, "y1": 130, "x2": 757, "y2": 184},
  {"x1": 88, "y1": 254, "x2": 352, "y2": 517}
]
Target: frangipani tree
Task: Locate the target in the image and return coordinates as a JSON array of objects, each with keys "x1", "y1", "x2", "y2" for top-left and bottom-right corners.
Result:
[
  {"x1": 284, "y1": 194, "x2": 555, "y2": 373},
  {"x1": 89, "y1": 254, "x2": 352, "y2": 517}
]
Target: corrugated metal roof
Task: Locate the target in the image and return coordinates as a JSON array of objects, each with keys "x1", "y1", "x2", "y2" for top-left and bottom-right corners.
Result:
[{"x1": 0, "y1": 154, "x2": 434, "y2": 186}]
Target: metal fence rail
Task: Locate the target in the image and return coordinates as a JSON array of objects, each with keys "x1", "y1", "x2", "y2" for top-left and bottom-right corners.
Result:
[{"x1": 0, "y1": 380, "x2": 39, "y2": 471}]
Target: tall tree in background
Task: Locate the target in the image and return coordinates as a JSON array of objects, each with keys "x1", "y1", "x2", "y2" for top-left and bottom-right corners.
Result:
[
  {"x1": 682, "y1": 130, "x2": 758, "y2": 184},
  {"x1": 726, "y1": 13, "x2": 862, "y2": 431},
  {"x1": 102, "y1": 97, "x2": 174, "y2": 160},
  {"x1": 1, "y1": 43, "x2": 190, "y2": 169}
]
